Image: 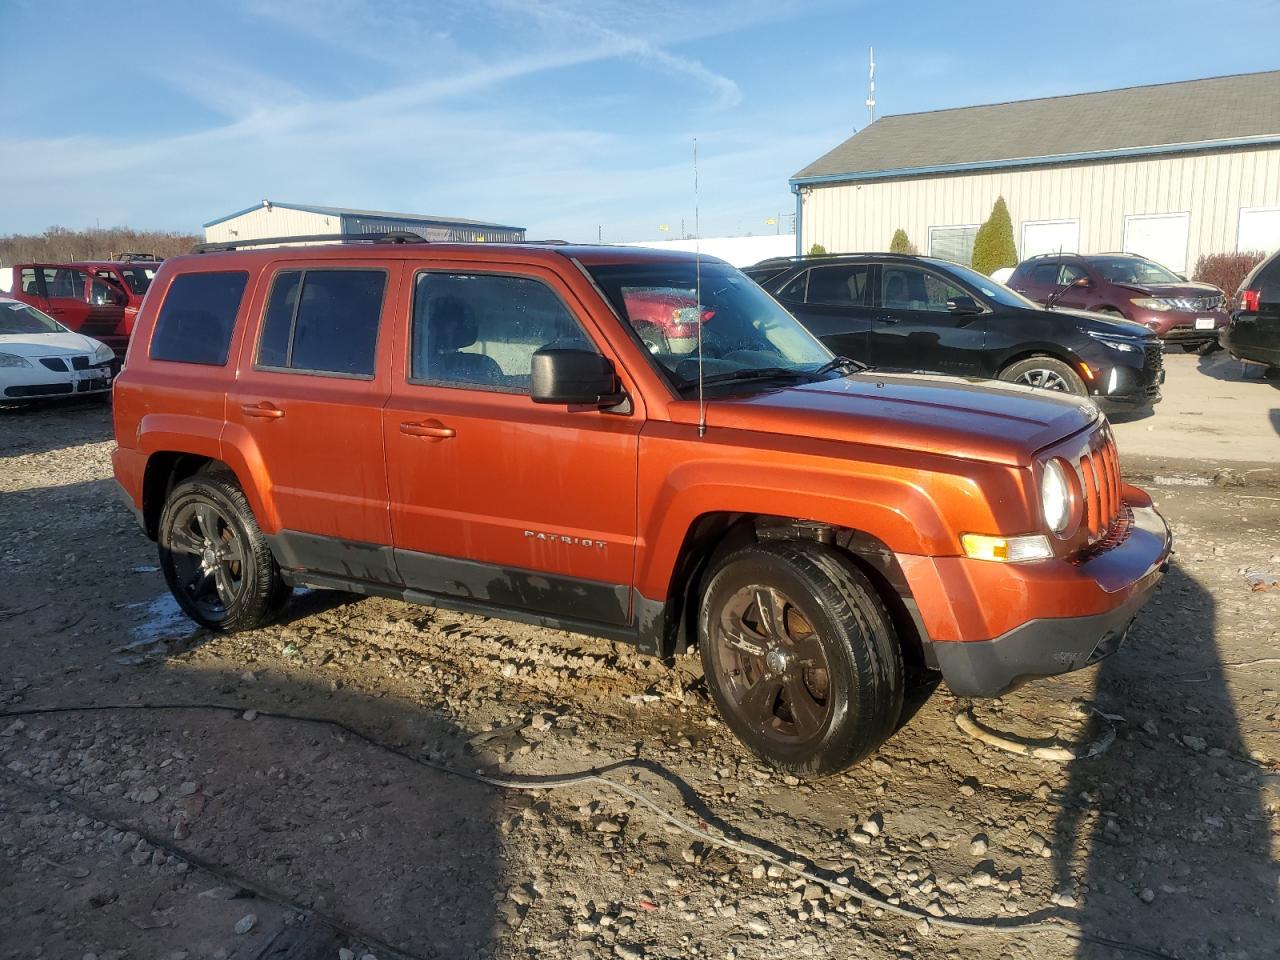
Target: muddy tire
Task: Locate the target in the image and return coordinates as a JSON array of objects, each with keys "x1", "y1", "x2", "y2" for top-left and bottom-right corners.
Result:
[
  {"x1": 998, "y1": 356, "x2": 1088, "y2": 396},
  {"x1": 157, "y1": 471, "x2": 291, "y2": 631},
  {"x1": 698, "y1": 541, "x2": 904, "y2": 777}
]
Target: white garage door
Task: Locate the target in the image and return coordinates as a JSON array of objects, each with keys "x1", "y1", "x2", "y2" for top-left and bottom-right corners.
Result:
[
  {"x1": 1238, "y1": 207, "x2": 1280, "y2": 253},
  {"x1": 1021, "y1": 219, "x2": 1080, "y2": 259},
  {"x1": 1123, "y1": 212, "x2": 1190, "y2": 273}
]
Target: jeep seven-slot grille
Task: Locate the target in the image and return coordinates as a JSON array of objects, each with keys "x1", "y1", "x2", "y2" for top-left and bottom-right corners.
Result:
[{"x1": 1078, "y1": 431, "x2": 1123, "y2": 543}]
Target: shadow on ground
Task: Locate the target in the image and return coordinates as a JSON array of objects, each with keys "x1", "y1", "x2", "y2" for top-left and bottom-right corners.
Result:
[{"x1": 1053, "y1": 561, "x2": 1278, "y2": 958}]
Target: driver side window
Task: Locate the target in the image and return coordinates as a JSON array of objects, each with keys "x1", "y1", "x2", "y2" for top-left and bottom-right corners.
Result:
[{"x1": 410, "y1": 272, "x2": 595, "y2": 393}]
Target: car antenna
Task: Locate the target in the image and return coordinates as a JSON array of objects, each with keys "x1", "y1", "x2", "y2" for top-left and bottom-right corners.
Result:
[{"x1": 694, "y1": 137, "x2": 706, "y2": 438}]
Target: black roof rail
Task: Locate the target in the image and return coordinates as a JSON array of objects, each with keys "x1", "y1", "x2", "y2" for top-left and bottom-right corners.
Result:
[
  {"x1": 192, "y1": 231, "x2": 430, "y2": 254},
  {"x1": 1026, "y1": 251, "x2": 1079, "y2": 259}
]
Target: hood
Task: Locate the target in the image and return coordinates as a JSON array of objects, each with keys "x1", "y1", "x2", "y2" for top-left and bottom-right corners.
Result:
[
  {"x1": 1053, "y1": 307, "x2": 1154, "y2": 337},
  {"x1": 1112, "y1": 280, "x2": 1221, "y2": 299},
  {"x1": 0, "y1": 330, "x2": 103, "y2": 357},
  {"x1": 699, "y1": 373, "x2": 1098, "y2": 466}
]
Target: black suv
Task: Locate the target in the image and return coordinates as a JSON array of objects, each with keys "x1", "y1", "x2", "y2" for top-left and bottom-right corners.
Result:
[
  {"x1": 1223, "y1": 249, "x2": 1280, "y2": 374},
  {"x1": 745, "y1": 254, "x2": 1163, "y2": 408}
]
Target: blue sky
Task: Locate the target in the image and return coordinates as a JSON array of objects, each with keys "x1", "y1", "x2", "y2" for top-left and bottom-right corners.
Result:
[{"x1": 2, "y1": 0, "x2": 1277, "y2": 242}]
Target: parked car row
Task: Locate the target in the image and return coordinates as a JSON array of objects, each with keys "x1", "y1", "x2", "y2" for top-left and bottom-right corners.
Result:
[{"x1": 0, "y1": 256, "x2": 162, "y2": 355}]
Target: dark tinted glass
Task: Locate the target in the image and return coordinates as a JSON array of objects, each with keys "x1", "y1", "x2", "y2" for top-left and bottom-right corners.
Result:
[
  {"x1": 258, "y1": 270, "x2": 385, "y2": 376},
  {"x1": 806, "y1": 264, "x2": 873, "y2": 305},
  {"x1": 1251, "y1": 252, "x2": 1280, "y2": 301},
  {"x1": 257, "y1": 271, "x2": 301, "y2": 368},
  {"x1": 743, "y1": 266, "x2": 789, "y2": 287},
  {"x1": 149, "y1": 271, "x2": 248, "y2": 365}
]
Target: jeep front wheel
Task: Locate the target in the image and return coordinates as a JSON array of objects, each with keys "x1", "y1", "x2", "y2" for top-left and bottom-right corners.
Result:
[
  {"x1": 698, "y1": 541, "x2": 904, "y2": 777},
  {"x1": 157, "y1": 472, "x2": 291, "y2": 631}
]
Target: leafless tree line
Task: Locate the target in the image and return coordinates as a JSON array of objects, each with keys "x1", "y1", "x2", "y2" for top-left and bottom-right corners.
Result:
[{"x1": 0, "y1": 226, "x2": 200, "y2": 264}]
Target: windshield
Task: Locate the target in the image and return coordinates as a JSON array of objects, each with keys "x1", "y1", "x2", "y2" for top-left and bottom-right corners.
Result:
[
  {"x1": 1089, "y1": 257, "x2": 1181, "y2": 285},
  {"x1": 942, "y1": 261, "x2": 1040, "y2": 309},
  {"x1": 117, "y1": 267, "x2": 156, "y2": 295},
  {"x1": 0, "y1": 301, "x2": 64, "y2": 335},
  {"x1": 586, "y1": 261, "x2": 832, "y2": 391}
]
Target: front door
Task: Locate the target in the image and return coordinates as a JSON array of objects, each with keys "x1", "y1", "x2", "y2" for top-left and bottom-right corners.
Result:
[
  {"x1": 35, "y1": 265, "x2": 93, "y2": 335},
  {"x1": 774, "y1": 262, "x2": 877, "y2": 364},
  {"x1": 227, "y1": 261, "x2": 401, "y2": 582},
  {"x1": 382, "y1": 266, "x2": 641, "y2": 627},
  {"x1": 872, "y1": 263, "x2": 987, "y2": 375}
]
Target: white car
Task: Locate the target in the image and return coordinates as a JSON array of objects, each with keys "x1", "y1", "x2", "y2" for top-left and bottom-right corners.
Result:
[{"x1": 0, "y1": 297, "x2": 117, "y2": 403}]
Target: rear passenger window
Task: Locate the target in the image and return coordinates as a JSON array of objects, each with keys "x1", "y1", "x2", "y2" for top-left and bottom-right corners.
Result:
[
  {"x1": 257, "y1": 269, "x2": 386, "y2": 377},
  {"x1": 410, "y1": 273, "x2": 593, "y2": 392},
  {"x1": 150, "y1": 271, "x2": 248, "y2": 366}
]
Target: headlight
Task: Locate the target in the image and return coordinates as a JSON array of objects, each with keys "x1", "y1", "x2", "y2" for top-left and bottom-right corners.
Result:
[
  {"x1": 1086, "y1": 332, "x2": 1139, "y2": 352},
  {"x1": 92, "y1": 342, "x2": 115, "y2": 363},
  {"x1": 0, "y1": 352, "x2": 31, "y2": 368},
  {"x1": 1042, "y1": 458, "x2": 1072, "y2": 535},
  {"x1": 1131, "y1": 297, "x2": 1173, "y2": 312}
]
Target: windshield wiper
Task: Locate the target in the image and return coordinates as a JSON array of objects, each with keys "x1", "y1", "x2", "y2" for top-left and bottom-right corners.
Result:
[
  {"x1": 679, "y1": 367, "x2": 811, "y2": 392},
  {"x1": 811, "y1": 355, "x2": 867, "y2": 376}
]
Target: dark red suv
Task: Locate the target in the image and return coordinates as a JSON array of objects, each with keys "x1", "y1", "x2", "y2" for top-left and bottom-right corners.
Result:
[{"x1": 1008, "y1": 253, "x2": 1228, "y2": 353}]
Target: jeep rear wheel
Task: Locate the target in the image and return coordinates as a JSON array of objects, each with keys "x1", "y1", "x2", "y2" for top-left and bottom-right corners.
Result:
[
  {"x1": 998, "y1": 356, "x2": 1088, "y2": 396},
  {"x1": 698, "y1": 541, "x2": 903, "y2": 777},
  {"x1": 158, "y1": 472, "x2": 291, "y2": 631}
]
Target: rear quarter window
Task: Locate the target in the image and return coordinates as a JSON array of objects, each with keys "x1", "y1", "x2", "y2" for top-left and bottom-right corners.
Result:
[{"x1": 149, "y1": 271, "x2": 249, "y2": 365}]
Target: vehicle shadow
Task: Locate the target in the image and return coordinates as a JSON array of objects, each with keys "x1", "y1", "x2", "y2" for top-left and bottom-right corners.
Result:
[
  {"x1": 1195, "y1": 351, "x2": 1280, "y2": 388},
  {"x1": 0, "y1": 395, "x2": 114, "y2": 456},
  {"x1": 1051, "y1": 560, "x2": 1277, "y2": 957}
]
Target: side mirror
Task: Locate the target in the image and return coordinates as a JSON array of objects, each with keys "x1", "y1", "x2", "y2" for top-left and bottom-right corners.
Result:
[
  {"x1": 946, "y1": 295, "x2": 983, "y2": 316},
  {"x1": 530, "y1": 348, "x2": 624, "y2": 406},
  {"x1": 1071, "y1": 276, "x2": 1092, "y2": 288}
]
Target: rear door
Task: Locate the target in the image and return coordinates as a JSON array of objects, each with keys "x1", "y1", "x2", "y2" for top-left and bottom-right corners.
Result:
[
  {"x1": 1010, "y1": 260, "x2": 1062, "y2": 303},
  {"x1": 85, "y1": 273, "x2": 129, "y2": 344},
  {"x1": 381, "y1": 263, "x2": 642, "y2": 627},
  {"x1": 773, "y1": 263, "x2": 877, "y2": 363},
  {"x1": 227, "y1": 260, "x2": 402, "y2": 583},
  {"x1": 872, "y1": 263, "x2": 987, "y2": 374}
]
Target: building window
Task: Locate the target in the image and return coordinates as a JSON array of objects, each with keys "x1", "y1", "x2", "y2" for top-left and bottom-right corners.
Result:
[
  {"x1": 1020, "y1": 219, "x2": 1080, "y2": 259},
  {"x1": 1237, "y1": 206, "x2": 1280, "y2": 253},
  {"x1": 927, "y1": 225, "x2": 979, "y2": 267},
  {"x1": 1122, "y1": 212, "x2": 1190, "y2": 274}
]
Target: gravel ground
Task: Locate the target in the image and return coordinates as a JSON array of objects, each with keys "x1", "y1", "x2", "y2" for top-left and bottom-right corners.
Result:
[{"x1": 1, "y1": 400, "x2": 1277, "y2": 960}]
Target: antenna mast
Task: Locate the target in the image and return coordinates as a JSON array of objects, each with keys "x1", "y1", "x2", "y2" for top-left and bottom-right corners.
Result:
[
  {"x1": 694, "y1": 137, "x2": 706, "y2": 438},
  {"x1": 865, "y1": 47, "x2": 876, "y2": 126}
]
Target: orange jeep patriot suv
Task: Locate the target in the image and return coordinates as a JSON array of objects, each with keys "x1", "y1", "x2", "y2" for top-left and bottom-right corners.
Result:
[{"x1": 112, "y1": 234, "x2": 1171, "y2": 775}]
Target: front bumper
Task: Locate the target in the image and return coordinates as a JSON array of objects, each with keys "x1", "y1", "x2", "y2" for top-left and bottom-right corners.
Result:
[
  {"x1": 1137, "y1": 309, "x2": 1229, "y2": 345},
  {"x1": 915, "y1": 499, "x2": 1172, "y2": 697},
  {"x1": 1, "y1": 357, "x2": 116, "y2": 399}
]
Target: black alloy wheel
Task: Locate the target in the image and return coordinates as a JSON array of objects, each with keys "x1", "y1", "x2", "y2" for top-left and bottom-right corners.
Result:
[
  {"x1": 699, "y1": 541, "x2": 904, "y2": 776},
  {"x1": 158, "y1": 471, "x2": 290, "y2": 631}
]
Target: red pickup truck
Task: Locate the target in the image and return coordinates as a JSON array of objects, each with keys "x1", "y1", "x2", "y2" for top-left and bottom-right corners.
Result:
[{"x1": 0, "y1": 260, "x2": 158, "y2": 354}]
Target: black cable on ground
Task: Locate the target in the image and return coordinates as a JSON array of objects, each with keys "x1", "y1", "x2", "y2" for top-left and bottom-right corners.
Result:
[{"x1": 0, "y1": 703, "x2": 1182, "y2": 960}]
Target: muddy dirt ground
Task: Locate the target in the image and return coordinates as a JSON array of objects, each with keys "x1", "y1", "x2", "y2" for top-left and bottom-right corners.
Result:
[{"x1": 1, "y1": 400, "x2": 1277, "y2": 960}]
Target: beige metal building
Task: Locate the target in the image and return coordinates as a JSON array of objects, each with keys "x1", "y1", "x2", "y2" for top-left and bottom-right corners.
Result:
[
  {"x1": 791, "y1": 72, "x2": 1280, "y2": 274},
  {"x1": 203, "y1": 200, "x2": 525, "y2": 246}
]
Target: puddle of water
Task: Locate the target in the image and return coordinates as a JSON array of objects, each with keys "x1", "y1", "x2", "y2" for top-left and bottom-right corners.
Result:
[{"x1": 120, "y1": 594, "x2": 195, "y2": 653}]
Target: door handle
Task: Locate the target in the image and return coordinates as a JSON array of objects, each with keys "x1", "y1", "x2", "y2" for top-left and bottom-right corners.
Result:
[
  {"x1": 400, "y1": 419, "x2": 456, "y2": 440},
  {"x1": 241, "y1": 402, "x2": 285, "y2": 420},
  {"x1": 877, "y1": 315, "x2": 902, "y2": 324}
]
